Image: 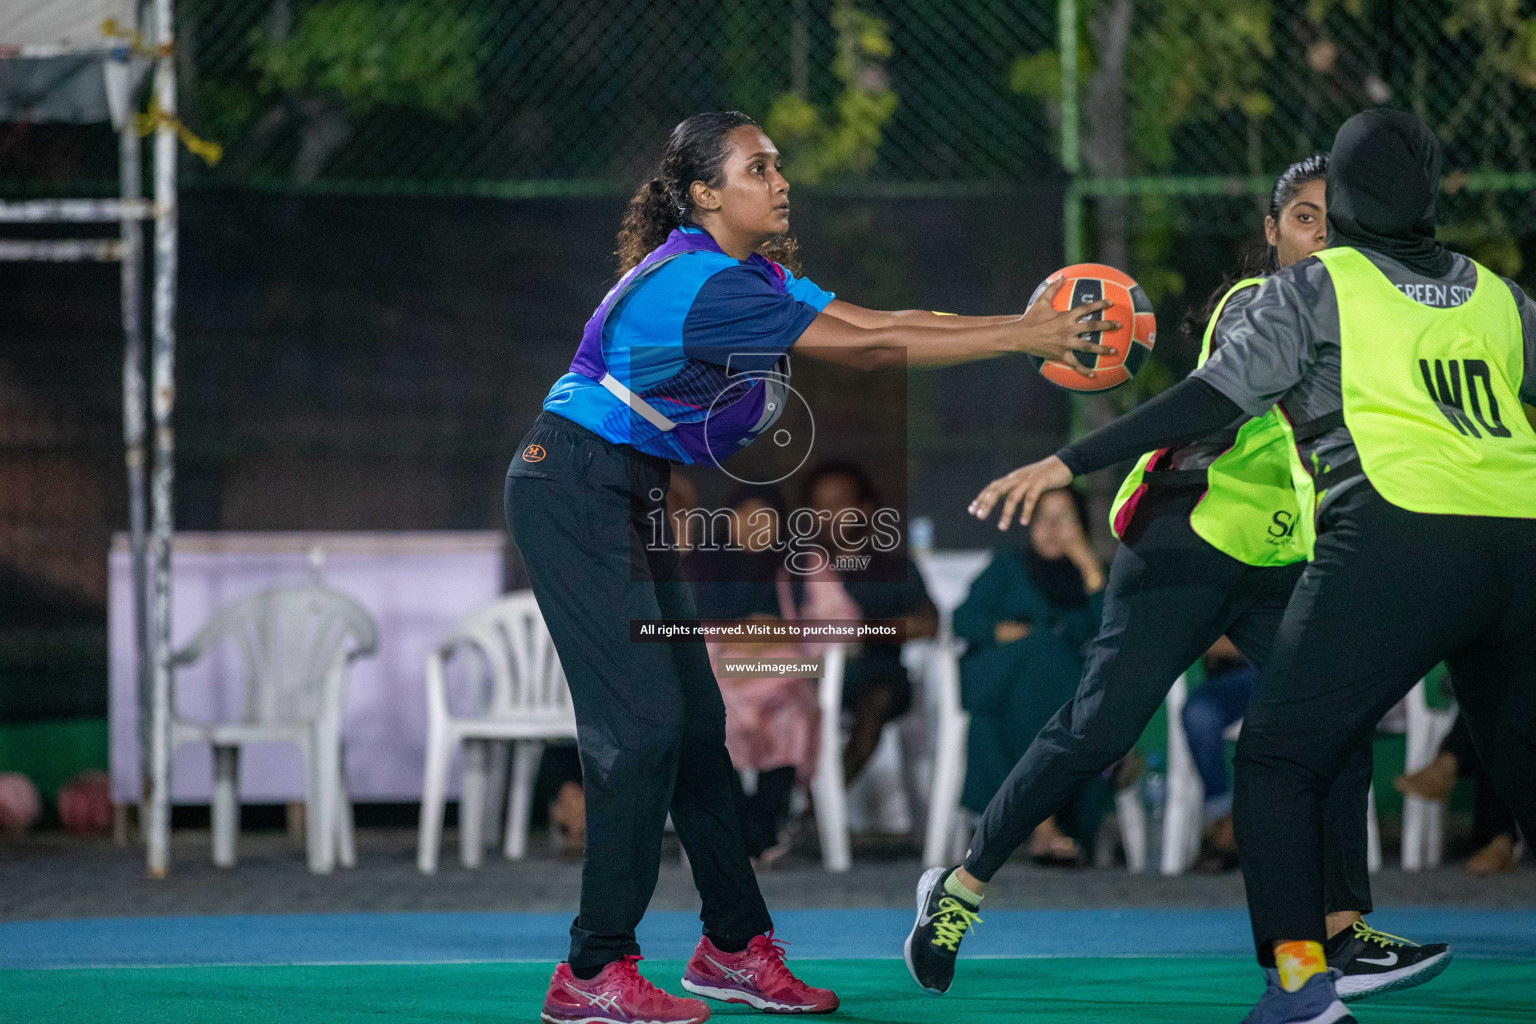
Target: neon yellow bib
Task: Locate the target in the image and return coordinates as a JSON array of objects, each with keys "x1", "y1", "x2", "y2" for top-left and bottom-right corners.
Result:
[
  {"x1": 1109, "y1": 278, "x2": 1309, "y2": 567},
  {"x1": 1316, "y1": 246, "x2": 1536, "y2": 517}
]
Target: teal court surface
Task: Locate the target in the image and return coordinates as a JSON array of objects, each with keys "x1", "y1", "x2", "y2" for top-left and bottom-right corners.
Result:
[{"x1": 3, "y1": 908, "x2": 1534, "y2": 1022}]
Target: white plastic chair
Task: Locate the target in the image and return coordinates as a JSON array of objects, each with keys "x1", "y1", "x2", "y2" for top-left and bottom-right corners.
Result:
[
  {"x1": 1401, "y1": 678, "x2": 1459, "y2": 871},
  {"x1": 169, "y1": 585, "x2": 378, "y2": 874},
  {"x1": 417, "y1": 591, "x2": 577, "y2": 874},
  {"x1": 1162, "y1": 673, "x2": 1206, "y2": 874},
  {"x1": 1114, "y1": 775, "x2": 1149, "y2": 873},
  {"x1": 917, "y1": 638, "x2": 1148, "y2": 871},
  {"x1": 921, "y1": 639, "x2": 970, "y2": 867},
  {"x1": 844, "y1": 641, "x2": 937, "y2": 838},
  {"x1": 808, "y1": 644, "x2": 852, "y2": 872},
  {"x1": 1164, "y1": 673, "x2": 1382, "y2": 875}
]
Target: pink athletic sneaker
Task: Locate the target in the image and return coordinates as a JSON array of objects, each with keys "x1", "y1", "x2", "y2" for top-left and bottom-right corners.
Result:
[
  {"x1": 682, "y1": 933, "x2": 839, "y2": 1014},
  {"x1": 542, "y1": 956, "x2": 710, "y2": 1024}
]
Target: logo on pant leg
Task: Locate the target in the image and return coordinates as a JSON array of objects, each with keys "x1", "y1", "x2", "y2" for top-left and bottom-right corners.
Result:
[{"x1": 522, "y1": 444, "x2": 546, "y2": 462}]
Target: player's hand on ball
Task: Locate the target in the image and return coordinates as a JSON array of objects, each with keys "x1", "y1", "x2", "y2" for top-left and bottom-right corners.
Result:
[
  {"x1": 1016, "y1": 277, "x2": 1119, "y2": 374},
  {"x1": 969, "y1": 456, "x2": 1074, "y2": 530}
]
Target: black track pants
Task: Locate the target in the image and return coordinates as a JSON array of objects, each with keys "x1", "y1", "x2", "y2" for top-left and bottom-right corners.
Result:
[
  {"x1": 1441, "y1": 717, "x2": 1520, "y2": 846},
  {"x1": 505, "y1": 411, "x2": 771, "y2": 971},
  {"x1": 1236, "y1": 481, "x2": 1536, "y2": 963},
  {"x1": 964, "y1": 489, "x2": 1374, "y2": 919}
]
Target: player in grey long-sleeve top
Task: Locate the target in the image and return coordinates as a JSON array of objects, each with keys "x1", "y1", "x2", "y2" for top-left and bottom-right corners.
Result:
[
  {"x1": 977, "y1": 109, "x2": 1536, "y2": 1024},
  {"x1": 1193, "y1": 248, "x2": 1536, "y2": 510},
  {"x1": 905, "y1": 154, "x2": 1452, "y2": 1008},
  {"x1": 989, "y1": 250, "x2": 1536, "y2": 502}
]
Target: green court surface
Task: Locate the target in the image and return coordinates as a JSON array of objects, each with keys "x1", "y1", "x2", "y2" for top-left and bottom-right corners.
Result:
[{"x1": 4, "y1": 957, "x2": 1532, "y2": 1023}]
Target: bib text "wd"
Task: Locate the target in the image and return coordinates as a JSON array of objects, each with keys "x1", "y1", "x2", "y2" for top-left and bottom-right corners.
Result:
[{"x1": 1418, "y1": 358, "x2": 1511, "y2": 439}]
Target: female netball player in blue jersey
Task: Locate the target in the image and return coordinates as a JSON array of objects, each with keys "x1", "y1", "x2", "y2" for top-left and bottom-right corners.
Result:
[{"x1": 513, "y1": 110, "x2": 1117, "y2": 1024}]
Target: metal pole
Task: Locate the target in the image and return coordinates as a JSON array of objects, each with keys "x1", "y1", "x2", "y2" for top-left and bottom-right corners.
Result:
[
  {"x1": 146, "y1": 0, "x2": 178, "y2": 879},
  {"x1": 1064, "y1": 180, "x2": 1084, "y2": 267},
  {"x1": 1059, "y1": 0, "x2": 1082, "y2": 265},
  {"x1": 120, "y1": 98, "x2": 150, "y2": 850}
]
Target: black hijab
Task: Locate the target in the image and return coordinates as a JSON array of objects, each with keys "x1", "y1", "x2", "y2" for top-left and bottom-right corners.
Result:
[
  {"x1": 1326, "y1": 108, "x2": 1453, "y2": 277},
  {"x1": 1023, "y1": 548, "x2": 1089, "y2": 610}
]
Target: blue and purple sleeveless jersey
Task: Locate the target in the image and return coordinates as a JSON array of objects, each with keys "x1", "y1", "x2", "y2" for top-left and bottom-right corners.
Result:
[{"x1": 543, "y1": 227, "x2": 834, "y2": 463}]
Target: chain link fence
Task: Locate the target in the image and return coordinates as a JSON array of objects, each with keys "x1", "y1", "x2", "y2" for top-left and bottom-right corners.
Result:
[
  {"x1": 1046, "y1": 0, "x2": 1536, "y2": 259},
  {"x1": 177, "y1": 0, "x2": 1061, "y2": 190},
  {"x1": 5, "y1": 1, "x2": 1535, "y2": 397},
  {"x1": 7, "y1": 3, "x2": 1535, "y2": 214},
  {"x1": 7, "y1": 0, "x2": 1536, "y2": 486},
  {"x1": 7, "y1": 1, "x2": 1533, "y2": 833}
]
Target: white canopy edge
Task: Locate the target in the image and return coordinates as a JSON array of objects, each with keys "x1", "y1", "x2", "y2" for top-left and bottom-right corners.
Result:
[
  {"x1": 0, "y1": 198, "x2": 154, "y2": 221},
  {"x1": 0, "y1": 0, "x2": 139, "y2": 54}
]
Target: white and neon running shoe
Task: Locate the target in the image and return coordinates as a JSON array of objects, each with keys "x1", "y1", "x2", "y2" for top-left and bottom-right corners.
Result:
[{"x1": 903, "y1": 866, "x2": 982, "y2": 995}]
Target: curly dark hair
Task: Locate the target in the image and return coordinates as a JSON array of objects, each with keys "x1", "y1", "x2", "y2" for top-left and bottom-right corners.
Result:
[
  {"x1": 615, "y1": 111, "x2": 800, "y2": 275},
  {"x1": 1183, "y1": 152, "x2": 1330, "y2": 342}
]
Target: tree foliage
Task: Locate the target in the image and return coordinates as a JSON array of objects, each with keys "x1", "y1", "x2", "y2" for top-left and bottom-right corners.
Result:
[
  {"x1": 251, "y1": 0, "x2": 481, "y2": 118},
  {"x1": 1010, "y1": 0, "x2": 1274, "y2": 175},
  {"x1": 765, "y1": 2, "x2": 898, "y2": 185}
]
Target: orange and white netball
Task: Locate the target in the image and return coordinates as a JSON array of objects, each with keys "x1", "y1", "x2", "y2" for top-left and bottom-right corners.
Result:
[{"x1": 1028, "y1": 264, "x2": 1157, "y2": 392}]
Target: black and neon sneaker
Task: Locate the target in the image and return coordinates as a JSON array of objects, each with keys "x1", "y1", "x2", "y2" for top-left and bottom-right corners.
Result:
[
  {"x1": 903, "y1": 866, "x2": 982, "y2": 995},
  {"x1": 1325, "y1": 920, "x2": 1451, "y2": 1002}
]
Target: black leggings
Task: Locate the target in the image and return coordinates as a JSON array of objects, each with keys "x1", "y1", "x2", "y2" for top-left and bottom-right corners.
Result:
[
  {"x1": 1441, "y1": 716, "x2": 1520, "y2": 847},
  {"x1": 505, "y1": 411, "x2": 771, "y2": 971},
  {"x1": 1236, "y1": 482, "x2": 1536, "y2": 963},
  {"x1": 732, "y1": 766, "x2": 796, "y2": 858},
  {"x1": 964, "y1": 487, "x2": 1375, "y2": 919}
]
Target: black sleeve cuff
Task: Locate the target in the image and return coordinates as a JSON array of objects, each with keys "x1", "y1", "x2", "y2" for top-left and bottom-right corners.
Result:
[{"x1": 1055, "y1": 446, "x2": 1087, "y2": 476}]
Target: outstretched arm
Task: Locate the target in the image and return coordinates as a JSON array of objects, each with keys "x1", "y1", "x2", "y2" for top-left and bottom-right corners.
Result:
[
  {"x1": 820, "y1": 300, "x2": 1020, "y2": 332},
  {"x1": 969, "y1": 269, "x2": 1320, "y2": 530},
  {"x1": 1057, "y1": 378, "x2": 1245, "y2": 476},
  {"x1": 969, "y1": 378, "x2": 1246, "y2": 530},
  {"x1": 792, "y1": 279, "x2": 1118, "y2": 374}
]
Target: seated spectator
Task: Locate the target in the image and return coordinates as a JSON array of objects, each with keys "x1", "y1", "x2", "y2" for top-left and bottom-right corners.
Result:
[
  {"x1": 545, "y1": 758, "x2": 586, "y2": 860},
  {"x1": 0, "y1": 772, "x2": 41, "y2": 836},
  {"x1": 952, "y1": 486, "x2": 1108, "y2": 865},
  {"x1": 690, "y1": 486, "x2": 820, "y2": 865},
  {"x1": 789, "y1": 462, "x2": 938, "y2": 786},
  {"x1": 1180, "y1": 635, "x2": 1255, "y2": 873},
  {"x1": 1397, "y1": 707, "x2": 1524, "y2": 875},
  {"x1": 687, "y1": 483, "x2": 784, "y2": 622}
]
